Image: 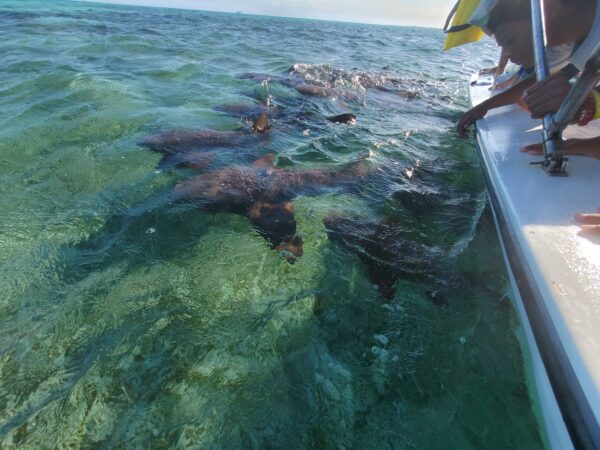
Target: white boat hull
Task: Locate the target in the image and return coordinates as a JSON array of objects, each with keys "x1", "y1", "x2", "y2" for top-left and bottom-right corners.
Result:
[{"x1": 469, "y1": 72, "x2": 600, "y2": 450}]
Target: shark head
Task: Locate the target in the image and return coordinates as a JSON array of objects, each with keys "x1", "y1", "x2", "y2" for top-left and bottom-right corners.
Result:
[
  {"x1": 276, "y1": 235, "x2": 304, "y2": 263},
  {"x1": 139, "y1": 133, "x2": 165, "y2": 152},
  {"x1": 249, "y1": 201, "x2": 296, "y2": 240},
  {"x1": 327, "y1": 113, "x2": 357, "y2": 124},
  {"x1": 248, "y1": 201, "x2": 303, "y2": 263}
]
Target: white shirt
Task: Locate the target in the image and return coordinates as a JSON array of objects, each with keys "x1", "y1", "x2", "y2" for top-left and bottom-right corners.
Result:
[{"x1": 548, "y1": 42, "x2": 575, "y2": 71}]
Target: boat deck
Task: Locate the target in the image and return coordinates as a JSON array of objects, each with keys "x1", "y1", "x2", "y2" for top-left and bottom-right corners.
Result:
[{"x1": 470, "y1": 72, "x2": 600, "y2": 449}]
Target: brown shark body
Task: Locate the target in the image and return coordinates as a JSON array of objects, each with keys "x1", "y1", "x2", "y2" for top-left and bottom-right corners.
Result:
[
  {"x1": 323, "y1": 215, "x2": 442, "y2": 299},
  {"x1": 174, "y1": 157, "x2": 368, "y2": 262},
  {"x1": 295, "y1": 84, "x2": 361, "y2": 101},
  {"x1": 140, "y1": 112, "x2": 270, "y2": 154},
  {"x1": 174, "y1": 158, "x2": 366, "y2": 207}
]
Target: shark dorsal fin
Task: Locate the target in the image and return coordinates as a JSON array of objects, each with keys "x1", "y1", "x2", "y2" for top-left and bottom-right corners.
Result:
[
  {"x1": 252, "y1": 112, "x2": 270, "y2": 132},
  {"x1": 253, "y1": 154, "x2": 275, "y2": 167}
]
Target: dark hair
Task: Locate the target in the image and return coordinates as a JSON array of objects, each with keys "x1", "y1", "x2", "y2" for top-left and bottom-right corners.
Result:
[{"x1": 486, "y1": 0, "x2": 531, "y2": 34}]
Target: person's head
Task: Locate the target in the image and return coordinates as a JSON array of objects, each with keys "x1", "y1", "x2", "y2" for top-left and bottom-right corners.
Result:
[
  {"x1": 477, "y1": 0, "x2": 530, "y2": 35},
  {"x1": 482, "y1": 0, "x2": 534, "y2": 67},
  {"x1": 486, "y1": 0, "x2": 593, "y2": 47},
  {"x1": 493, "y1": 18, "x2": 535, "y2": 67}
]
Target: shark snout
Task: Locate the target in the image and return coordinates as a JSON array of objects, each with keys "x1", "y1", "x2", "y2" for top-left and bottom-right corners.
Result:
[{"x1": 138, "y1": 134, "x2": 163, "y2": 151}]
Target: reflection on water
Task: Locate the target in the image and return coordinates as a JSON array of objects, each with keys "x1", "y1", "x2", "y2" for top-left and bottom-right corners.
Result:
[{"x1": 0, "y1": 1, "x2": 545, "y2": 448}]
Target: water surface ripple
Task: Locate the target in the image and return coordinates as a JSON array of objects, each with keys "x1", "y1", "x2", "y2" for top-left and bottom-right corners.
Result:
[{"x1": 0, "y1": 1, "x2": 545, "y2": 448}]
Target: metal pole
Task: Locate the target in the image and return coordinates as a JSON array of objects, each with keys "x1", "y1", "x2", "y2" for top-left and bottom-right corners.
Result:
[
  {"x1": 530, "y1": 0, "x2": 549, "y2": 80},
  {"x1": 549, "y1": 43, "x2": 600, "y2": 136},
  {"x1": 529, "y1": 0, "x2": 567, "y2": 175}
]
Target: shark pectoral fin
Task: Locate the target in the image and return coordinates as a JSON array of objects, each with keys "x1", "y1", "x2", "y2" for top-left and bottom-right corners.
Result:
[
  {"x1": 157, "y1": 151, "x2": 216, "y2": 171},
  {"x1": 182, "y1": 152, "x2": 216, "y2": 171},
  {"x1": 253, "y1": 154, "x2": 275, "y2": 167},
  {"x1": 157, "y1": 154, "x2": 177, "y2": 169},
  {"x1": 247, "y1": 201, "x2": 302, "y2": 262},
  {"x1": 140, "y1": 135, "x2": 170, "y2": 153}
]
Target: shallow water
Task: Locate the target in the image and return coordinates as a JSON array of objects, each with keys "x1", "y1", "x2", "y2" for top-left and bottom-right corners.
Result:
[{"x1": 0, "y1": 1, "x2": 546, "y2": 448}]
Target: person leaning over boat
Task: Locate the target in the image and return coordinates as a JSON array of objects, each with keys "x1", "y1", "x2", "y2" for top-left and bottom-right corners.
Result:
[
  {"x1": 519, "y1": 0, "x2": 600, "y2": 159},
  {"x1": 522, "y1": 0, "x2": 600, "y2": 119},
  {"x1": 457, "y1": 0, "x2": 596, "y2": 139},
  {"x1": 520, "y1": 87, "x2": 600, "y2": 159},
  {"x1": 455, "y1": 0, "x2": 600, "y2": 235},
  {"x1": 518, "y1": 0, "x2": 600, "y2": 236}
]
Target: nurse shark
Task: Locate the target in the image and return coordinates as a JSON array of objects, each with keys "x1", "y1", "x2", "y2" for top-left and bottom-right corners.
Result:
[
  {"x1": 323, "y1": 215, "x2": 445, "y2": 299},
  {"x1": 173, "y1": 155, "x2": 369, "y2": 262},
  {"x1": 139, "y1": 112, "x2": 272, "y2": 170}
]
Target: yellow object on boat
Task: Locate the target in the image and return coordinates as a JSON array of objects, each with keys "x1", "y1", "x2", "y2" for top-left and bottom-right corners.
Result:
[
  {"x1": 593, "y1": 90, "x2": 600, "y2": 120},
  {"x1": 443, "y1": 0, "x2": 484, "y2": 51}
]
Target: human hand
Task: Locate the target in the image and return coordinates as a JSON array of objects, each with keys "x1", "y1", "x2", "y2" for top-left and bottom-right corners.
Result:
[
  {"x1": 575, "y1": 208, "x2": 600, "y2": 236},
  {"x1": 520, "y1": 138, "x2": 600, "y2": 159},
  {"x1": 521, "y1": 70, "x2": 571, "y2": 118},
  {"x1": 457, "y1": 105, "x2": 488, "y2": 138}
]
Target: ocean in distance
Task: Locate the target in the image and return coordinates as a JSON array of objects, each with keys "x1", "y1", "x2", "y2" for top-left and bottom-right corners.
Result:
[{"x1": 0, "y1": 1, "x2": 547, "y2": 448}]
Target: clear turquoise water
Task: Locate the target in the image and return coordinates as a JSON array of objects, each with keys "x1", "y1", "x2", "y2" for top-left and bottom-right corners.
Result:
[{"x1": 0, "y1": 1, "x2": 546, "y2": 448}]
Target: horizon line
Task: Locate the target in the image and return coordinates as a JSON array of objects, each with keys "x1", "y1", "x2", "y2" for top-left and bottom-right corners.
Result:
[{"x1": 73, "y1": 0, "x2": 443, "y2": 30}]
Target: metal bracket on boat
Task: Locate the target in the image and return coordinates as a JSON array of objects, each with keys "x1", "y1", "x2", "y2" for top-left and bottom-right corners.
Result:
[
  {"x1": 533, "y1": 45, "x2": 600, "y2": 177},
  {"x1": 529, "y1": 156, "x2": 568, "y2": 176},
  {"x1": 529, "y1": 130, "x2": 568, "y2": 176}
]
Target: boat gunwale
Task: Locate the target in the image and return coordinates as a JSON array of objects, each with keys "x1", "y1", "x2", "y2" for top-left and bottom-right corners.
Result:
[{"x1": 474, "y1": 124, "x2": 600, "y2": 450}]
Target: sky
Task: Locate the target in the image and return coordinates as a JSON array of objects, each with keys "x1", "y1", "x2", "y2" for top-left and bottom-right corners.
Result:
[{"x1": 80, "y1": 0, "x2": 452, "y2": 28}]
